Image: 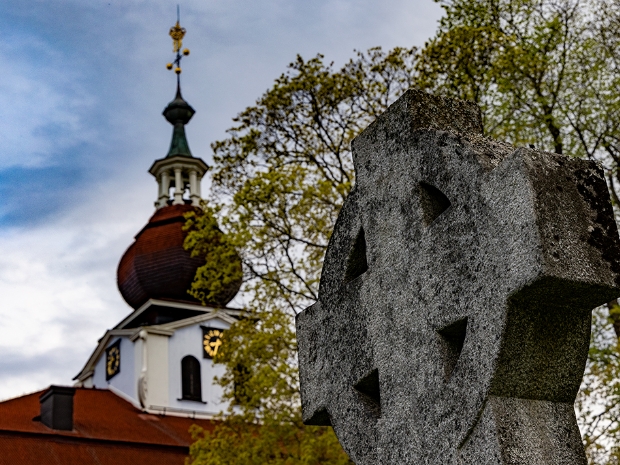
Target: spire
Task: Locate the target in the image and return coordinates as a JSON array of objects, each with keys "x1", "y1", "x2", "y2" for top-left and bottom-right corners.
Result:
[
  {"x1": 163, "y1": 82, "x2": 195, "y2": 157},
  {"x1": 149, "y1": 9, "x2": 208, "y2": 210},
  {"x1": 164, "y1": 7, "x2": 193, "y2": 158},
  {"x1": 166, "y1": 5, "x2": 189, "y2": 77}
]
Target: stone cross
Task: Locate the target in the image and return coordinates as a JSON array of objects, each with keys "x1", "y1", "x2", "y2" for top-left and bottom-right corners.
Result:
[{"x1": 296, "y1": 89, "x2": 620, "y2": 464}]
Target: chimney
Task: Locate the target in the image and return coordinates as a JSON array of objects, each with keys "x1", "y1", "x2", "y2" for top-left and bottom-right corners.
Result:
[{"x1": 39, "y1": 386, "x2": 76, "y2": 431}]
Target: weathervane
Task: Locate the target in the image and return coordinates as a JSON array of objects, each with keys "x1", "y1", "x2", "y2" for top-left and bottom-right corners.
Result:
[{"x1": 166, "y1": 5, "x2": 190, "y2": 81}]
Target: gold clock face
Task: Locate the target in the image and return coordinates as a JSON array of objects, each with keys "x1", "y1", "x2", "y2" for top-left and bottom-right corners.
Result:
[
  {"x1": 203, "y1": 329, "x2": 223, "y2": 358},
  {"x1": 106, "y1": 344, "x2": 121, "y2": 380}
]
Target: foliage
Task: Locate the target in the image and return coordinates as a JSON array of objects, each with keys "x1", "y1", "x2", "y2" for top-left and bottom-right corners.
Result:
[
  {"x1": 417, "y1": 0, "x2": 620, "y2": 202},
  {"x1": 204, "y1": 47, "x2": 417, "y2": 315},
  {"x1": 187, "y1": 306, "x2": 351, "y2": 465},
  {"x1": 183, "y1": 205, "x2": 243, "y2": 305}
]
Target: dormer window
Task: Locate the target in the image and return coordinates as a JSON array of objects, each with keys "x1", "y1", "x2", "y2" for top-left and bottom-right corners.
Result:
[{"x1": 181, "y1": 355, "x2": 202, "y2": 401}]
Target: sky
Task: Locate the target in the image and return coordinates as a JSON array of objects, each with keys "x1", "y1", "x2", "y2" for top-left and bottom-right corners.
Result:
[{"x1": 0, "y1": 0, "x2": 443, "y2": 401}]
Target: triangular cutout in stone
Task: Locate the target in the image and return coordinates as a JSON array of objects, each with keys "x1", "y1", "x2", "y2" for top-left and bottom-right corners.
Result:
[
  {"x1": 343, "y1": 227, "x2": 368, "y2": 283},
  {"x1": 305, "y1": 408, "x2": 332, "y2": 426},
  {"x1": 437, "y1": 317, "x2": 468, "y2": 380},
  {"x1": 354, "y1": 368, "x2": 381, "y2": 416},
  {"x1": 419, "y1": 182, "x2": 451, "y2": 226}
]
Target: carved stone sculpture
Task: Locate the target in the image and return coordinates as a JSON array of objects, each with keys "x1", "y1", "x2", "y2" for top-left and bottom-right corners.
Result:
[{"x1": 296, "y1": 89, "x2": 620, "y2": 464}]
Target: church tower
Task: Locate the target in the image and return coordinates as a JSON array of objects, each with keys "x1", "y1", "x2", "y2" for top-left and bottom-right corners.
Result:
[{"x1": 73, "y1": 17, "x2": 243, "y2": 419}]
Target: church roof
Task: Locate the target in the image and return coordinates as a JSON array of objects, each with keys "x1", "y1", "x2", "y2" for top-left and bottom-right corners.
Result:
[
  {"x1": 117, "y1": 204, "x2": 242, "y2": 310},
  {"x1": 0, "y1": 387, "x2": 216, "y2": 465},
  {"x1": 117, "y1": 204, "x2": 204, "y2": 309},
  {"x1": 162, "y1": 83, "x2": 195, "y2": 158}
]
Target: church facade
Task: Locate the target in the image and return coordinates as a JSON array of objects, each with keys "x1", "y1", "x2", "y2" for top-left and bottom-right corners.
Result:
[{"x1": 73, "y1": 299, "x2": 241, "y2": 418}]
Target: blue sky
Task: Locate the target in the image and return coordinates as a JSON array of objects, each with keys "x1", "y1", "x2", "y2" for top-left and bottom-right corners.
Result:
[{"x1": 0, "y1": 0, "x2": 443, "y2": 400}]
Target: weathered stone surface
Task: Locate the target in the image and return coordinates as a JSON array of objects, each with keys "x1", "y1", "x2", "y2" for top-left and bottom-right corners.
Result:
[{"x1": 296, "y1": 89, "x2": 620, "y2": 464}]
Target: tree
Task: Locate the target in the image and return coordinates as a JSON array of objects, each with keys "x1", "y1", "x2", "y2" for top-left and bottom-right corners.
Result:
[
  {"x1": 186, "y1": 2, "x2": 620, "y2": 462},
  {"x1": 416, "y1": 0, "x2": 620, "y2": 197},
  {"x1": 185, "y1": 47, "x2": 417, "y2": 464},
  {"x1": 198, "y1": 48, "x2": 417, "y2": 315}
]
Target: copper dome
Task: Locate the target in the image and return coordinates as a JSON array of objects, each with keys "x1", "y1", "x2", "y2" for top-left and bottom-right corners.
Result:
[{"x1": 117, "y1": 204, "x2": 241, "y2": 310}]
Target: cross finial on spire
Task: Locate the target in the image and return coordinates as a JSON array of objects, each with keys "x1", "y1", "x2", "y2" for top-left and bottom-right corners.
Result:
[{"x1": 166, "y1": 5, "x2": 190, "y2": 81}]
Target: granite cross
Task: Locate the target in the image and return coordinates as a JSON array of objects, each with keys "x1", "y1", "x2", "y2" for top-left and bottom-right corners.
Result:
[{"x1": 296, "y1": 89, "x2": 620, "y2": 464}]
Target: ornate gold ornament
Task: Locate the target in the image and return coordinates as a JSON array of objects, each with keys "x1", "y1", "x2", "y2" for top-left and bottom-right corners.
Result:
[
  {"x1": 169, "y1": 20, "x2": 186, "y2": 53},
  {"x1": 166, "y1": 8, "x2": 190, "y2": 74}
]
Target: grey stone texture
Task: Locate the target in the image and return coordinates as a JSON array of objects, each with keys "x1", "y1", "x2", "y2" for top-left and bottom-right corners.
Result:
[{"x1": 296, "y1": 89, "x2": 620, "y2": 464}]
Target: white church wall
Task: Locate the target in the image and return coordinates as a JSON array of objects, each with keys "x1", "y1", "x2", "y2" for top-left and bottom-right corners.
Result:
[
  {"x1": 92, "y1": 349, "x2": 107, "y2": 388},
  {"x1": 80, "y1": 377, "x2": 94, "y2": 388},
  {"x1": 134, "y1": 336, "x2": 143, "y2": 404},
  {"x1": 91, "y1": 336, "x2": 136, "y2": 401},
  {"x1": 145, "y1": 333, "x2": 169, "y2": 408},
  {"x1": 167, "y1": 318, "x2": 230, "y2": 415}
]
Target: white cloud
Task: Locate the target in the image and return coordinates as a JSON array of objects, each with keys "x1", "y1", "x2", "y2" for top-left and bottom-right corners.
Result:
[
  {"x1": 0, "y1": 177, "x2": 154, "y2": 399},
  {"x1": 0, "y1": 35, "x2": 97, "y2": 169}
]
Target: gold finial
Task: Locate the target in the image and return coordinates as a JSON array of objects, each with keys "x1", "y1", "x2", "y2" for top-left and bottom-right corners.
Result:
[
  {"x1": 166, "y1": 6, "x2": 190, "y2": 75},
  {"x1": 169, "y1": 20, "x2": 186, "y2": 53}
]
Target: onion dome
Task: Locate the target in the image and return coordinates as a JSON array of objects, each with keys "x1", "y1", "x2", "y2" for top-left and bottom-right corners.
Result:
[
  {"x1": 117, "y1": 204, "x2": 242, "y2": 310},
  {"x1": 163, "y1": 83, "x2": 195, "y2": 158}
]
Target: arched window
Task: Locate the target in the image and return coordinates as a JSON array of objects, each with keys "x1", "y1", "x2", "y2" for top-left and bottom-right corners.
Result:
[{"x1": 181, "y1": 356, "x2": 202, "y2": 401}]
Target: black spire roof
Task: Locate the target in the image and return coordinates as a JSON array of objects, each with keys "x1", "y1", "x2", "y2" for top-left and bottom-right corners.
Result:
[{"x1": 162, "y1": 82, "x2": 195, "y2": 158}]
